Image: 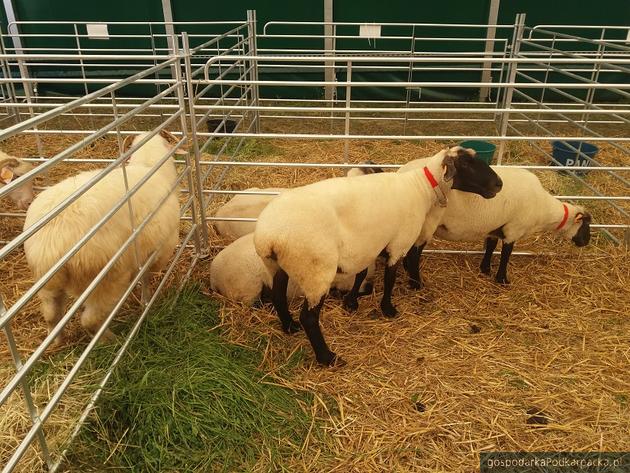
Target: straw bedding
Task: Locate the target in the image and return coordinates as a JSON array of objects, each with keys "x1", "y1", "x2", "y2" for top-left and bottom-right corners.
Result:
[{"x1": 1, "y1": 117, "x2": 628, "y2": 471}]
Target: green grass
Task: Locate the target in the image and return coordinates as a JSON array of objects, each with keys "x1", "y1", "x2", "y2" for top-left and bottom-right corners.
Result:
[{"x1": 65, "y1": 284, "x2": 317, "y2": 472}]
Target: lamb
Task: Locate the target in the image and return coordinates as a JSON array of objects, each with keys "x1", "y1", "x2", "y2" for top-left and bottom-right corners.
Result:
[
  {"x1": 253, "y1": 147, "x2": 503, "y2": 366},
  {"x1": 210, "y1": 233, "x2": 376, "y2": 306},
  {"x1": 399, "y1": 164, "x2": 591, "y2": 287},
  {"x1": 1, "y1": 153, "x2": 36, "y2": 210},
  {"x1": 214, "y1": 162, "x2": 383, "y2": 240},
  {"x1": 23, "y1": 130, "x2": 185, "y2": 344},
  {"x1": 214, "y1": 187, "x2": 282, "y2": 240}
]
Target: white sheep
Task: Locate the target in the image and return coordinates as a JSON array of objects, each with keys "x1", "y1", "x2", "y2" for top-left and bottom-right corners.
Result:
[
  {"x1": 210, "y1": 233, "x2": 375, "y2": 306},
  {"x1": 214, "y1": 187, "x2": 282, "y2": 240},
  {"x1": 214, "y1": 162, "x2": 383, "y2": 241},
  {"x1": 253, "y1": 147, "x2": 503, "y2": 366},
  {"x1": 399, "y1": 164, "x2": 591, "y2": 286},
  {"x1": 23, "y1": 130, "x2": 185, "y2": 344},
  {"x1": 1, "y1": 152, "x2": 36, "y2": 210}
]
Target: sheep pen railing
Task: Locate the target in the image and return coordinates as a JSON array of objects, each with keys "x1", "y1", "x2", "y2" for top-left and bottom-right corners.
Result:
[
  {"x1": 199, "y1": 14, "x2": 629, "y2": 253},
  {"x1": 0, "y1": 11, "x2": 628, "y2": 472},
  {"x1": 0, "y1": 21, "x2": 251, "y2": 471}
]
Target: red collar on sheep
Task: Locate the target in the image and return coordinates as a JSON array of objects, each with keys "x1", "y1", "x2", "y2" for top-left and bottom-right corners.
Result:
[
  {"x1": 423, "y1": 166, "x2": 448, "y2": 207},
  {"x1": 556, "y1": 203, "x2": 569, "y2": 230}
]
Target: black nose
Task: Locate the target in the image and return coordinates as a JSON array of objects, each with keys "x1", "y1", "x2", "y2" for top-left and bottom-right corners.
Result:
[{"x1": 495, "y1": 178, "x2": 503, "y2": 191}]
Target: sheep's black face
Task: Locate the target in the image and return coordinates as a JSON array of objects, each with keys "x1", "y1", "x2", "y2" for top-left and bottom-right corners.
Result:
[
  {"x1": 571, "y1": 212, "x2": 591, "y2": 247},
  {"x1": 448, "y1": 148, "x2": 503, "y2": 199}
]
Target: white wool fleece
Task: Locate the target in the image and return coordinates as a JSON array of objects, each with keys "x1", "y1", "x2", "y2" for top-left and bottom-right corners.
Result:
[
  {"x1": 214, "y1": 188, "x2": 282, "y2": 240},
  {"x1": 24, "y1": 132, "x2": 181, "y2": 342},
  {"x1": 214, "y1": 165, "x2": 380, "y2": 241},
  {"x1": 254, "y1": 150, "x2": 450, "y2": 307},
  {"x1": 210, "y1": 233, "x2": 375, "y2": 306},
  {"x1": 434, "y1": 167, "x2": 587, "y2": 243}
]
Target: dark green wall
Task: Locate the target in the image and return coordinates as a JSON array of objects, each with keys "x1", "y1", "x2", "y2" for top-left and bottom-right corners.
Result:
[
  {"x1": 14, "y1": 0, "x2": 163, "y2": 22},
  {"x1": 1, "y1": 0, "x2": 628, "y2": 100},
  {"x1": 499, "y1": 0, "x2": 630, "y2": 28}
]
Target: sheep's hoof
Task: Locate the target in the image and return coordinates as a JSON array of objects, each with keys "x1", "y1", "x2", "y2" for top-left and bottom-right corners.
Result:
[
  {"x1": 252, "y1": 300, "x2": 263, "y2": 309},
  {"x1": 408, "y1": 279, "x2": 422, "y2": 290},
  {"x1": 49, "y1": 332, "x2": 66, "y2": 349},
  {"x1": 318, "y1": 352, "x2": 346, "y2": 367},
  {"x1": 283, "y1": 320, "x2": 302, "y2": 334},
  {"x1": 495, "y1": 275, "x2": 510, "y2": 285},
  {"x1": 98, "y1": 329, "x2": 117, "y2": 344},
  {"x1": 380, "y1": 302, "x2": 398, "y2": 318},
  {"x1": 342, "y1": 295, "x2": 359, "y2": 312},
  {"x1": 329, "y1": 288, "x2": 345, "y2": 300},
  {"x1": 479, "y1": 264, "x2": 491, "y2": 275}
]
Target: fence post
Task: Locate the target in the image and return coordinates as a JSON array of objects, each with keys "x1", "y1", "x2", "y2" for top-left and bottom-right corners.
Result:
[
  {"x1": 496, "y1": 13, "x2": 526, "y2": 164},
  {"x1": 343, "y1": 60, "x2": 352, "y2": 163},
  {"x1": 480, "y1": 0, "x2": 501, "y2": 101},
  {"x1": 1, "y1": 299, "x2": 54, "y2": 471},
  {"x1": 246, "y1": 10, "x2": 261, "y2": 133},
  {"x1": 324, "y1": 0, "x2": 335, "y2": 102},
  {"x1": 179, "y1": 33, "x2": 209, "y2": 256}
]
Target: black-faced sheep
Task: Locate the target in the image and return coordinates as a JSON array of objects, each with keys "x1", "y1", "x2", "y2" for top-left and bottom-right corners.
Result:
[
  {"x1": 210, "y1": 163, "x2": 383, "y2": 303},
  {"x1": 400, "y1": 165, "x2": 591, "y2": 286},
  {"x1": 253, "y1": 147, "x2": 503, "y2": 366}
]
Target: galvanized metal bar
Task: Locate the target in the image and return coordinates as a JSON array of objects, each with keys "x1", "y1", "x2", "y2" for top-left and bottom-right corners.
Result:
[
  {"x1": 246, "y1": 10, "x2": 261, "y2": 133},
  {"x1": 1, "y1": 311, "x2": 53, "y2": 470},
  {"x1": 0, "y1": 58, "x2": 177, "y2": 142},
  {"x1": 0, "y1": 152, "x2": 189, "y2": 409},
  {"x1": 324, "y1": 0, "x2": 335, "y2": 101},
  {"x1": 480, "y1": 0, "x2": 501, "y2": 101},
  {"x1": 343, "y1": 61, "x2": 352, "y2": 163},
  {"x1": 181, "y1": 32, "x2": 209, "y2": 252}
]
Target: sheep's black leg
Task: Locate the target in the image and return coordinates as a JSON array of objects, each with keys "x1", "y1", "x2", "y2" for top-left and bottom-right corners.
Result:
[
  {"x1": 255, "y1": 284, "x2": 273, "y2": 307},
  {"x1": 300, "y1": 296, "x2": 344, "y2": 367},
  {"x1": 357, "y1": 282, "x2": 374, "y2": 297},
  {"x1": 403, "y1": 243, "x2": 425, "y2": 290},
  {"x1": 380, "y1": 261, "x2": 400, "y2": 318},
  {"x1": 480, "y1": 237, "x2": 499, "y2": 275},
  {"x1": 271, "y1": 269, "x2": 301, "y2": 334},
  {"x1": 495, "y1": 241, "x2": 514, "y2": 285},
  {"x1": 342, "y1": 268, "x2": 368, "y2": 312}
]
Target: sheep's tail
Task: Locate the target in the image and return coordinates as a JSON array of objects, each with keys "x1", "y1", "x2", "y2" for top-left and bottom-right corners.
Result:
[{"x1": 253, "y1": 232, "x2": 283, "y2": 279}]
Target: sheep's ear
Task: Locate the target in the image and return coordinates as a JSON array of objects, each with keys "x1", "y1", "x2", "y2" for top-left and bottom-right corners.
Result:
[
  {"x1": 356, "y1": 160, "x2": 383, "y2": 174},
  {"x1": 575, "y1": 212, "x2": 591, "y2": 224},
  {"x1": 122, "y1": 135, "x2": 134, "y2": 155},
  {"x1": 159, "y1": 130, "x2": 188, "y2": 155},
  {"x1": 364, "y1": 160, "x2": 383, "y2": 174},
  {"x1": 0, "y1": 157, "x2": 20, "y2": 169},
  {"x1": 442, "y1": 154, "x2": 457, "y2": 182},
  {"x1": 1, "y1": 166, "x2": 15, "y2": 184},
  {"x1": 159, "y1": 129, "x2": 178, "y2": 145}
]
